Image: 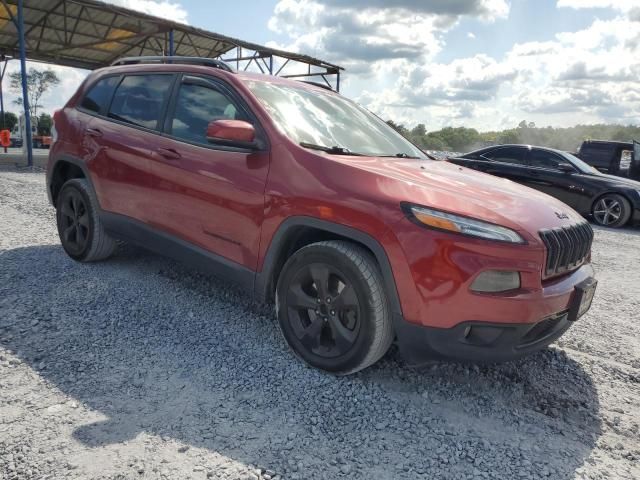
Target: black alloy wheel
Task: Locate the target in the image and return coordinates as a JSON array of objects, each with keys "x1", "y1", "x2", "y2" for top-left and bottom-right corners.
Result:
[
  {"x1": 58, "y1": 187, "x2": 91, "y2": 256},
  {"x1": 592, "y1": 194, "x2": 631, "y2": 228},
  {"x1": 286, "y1": 262, "x2": 361, "y2": 359},
  {"x1": 55, "y1": 178, "x2": 117, "y2": 262},
  {"x1": 276, "y1": 241, "x2": 393, "y2": 374}
]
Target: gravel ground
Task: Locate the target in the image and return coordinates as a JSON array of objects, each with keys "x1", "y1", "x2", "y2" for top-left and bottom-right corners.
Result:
[{"x1": 1, "y1": 165, "x2": 639, "y2": 480}]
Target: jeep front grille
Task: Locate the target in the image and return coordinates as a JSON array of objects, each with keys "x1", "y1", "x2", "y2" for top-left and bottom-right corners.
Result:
[{"x1": 539, "y1": 222, "x2": 594, "y2": 277}]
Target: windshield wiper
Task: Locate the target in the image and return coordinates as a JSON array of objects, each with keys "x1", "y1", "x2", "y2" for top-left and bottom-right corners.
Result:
[
  {"x1": 375, "y1": 152, "x2": 422, "y2": 159},
  {"x1": 300, "y1": 142, "x2": 365, "y2": 156}
]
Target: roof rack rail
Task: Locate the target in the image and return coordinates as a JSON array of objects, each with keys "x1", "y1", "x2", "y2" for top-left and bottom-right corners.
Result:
[
  {"x1": 299, "y1": 80, "x2": 334, "y2": 91},
  {"x1": 111, "y1": 56, "x2": 234, "y2": 72}
]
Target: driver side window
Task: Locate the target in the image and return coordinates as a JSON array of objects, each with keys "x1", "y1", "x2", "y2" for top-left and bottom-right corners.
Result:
[
  {"x1": 529, "y1": 150, "x2": 562, "y2": 170},
  {"x1": 169, "y1": 80, "x2": 246, "y2": 145}
]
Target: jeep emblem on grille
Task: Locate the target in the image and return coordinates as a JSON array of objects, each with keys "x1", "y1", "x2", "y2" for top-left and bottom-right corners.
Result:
[{"x1": 555, "y1": 212, "x2": 569, "y2": 219}]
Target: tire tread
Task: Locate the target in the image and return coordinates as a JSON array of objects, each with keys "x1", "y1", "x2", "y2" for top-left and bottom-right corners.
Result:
[{"x1": 281, "y1": 240, "x2": 393, "y2": 375}]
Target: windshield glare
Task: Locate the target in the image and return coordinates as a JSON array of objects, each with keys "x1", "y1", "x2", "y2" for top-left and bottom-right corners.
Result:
[{"x1": 246, "y1": 81, "x2": 426, "y2": 159}]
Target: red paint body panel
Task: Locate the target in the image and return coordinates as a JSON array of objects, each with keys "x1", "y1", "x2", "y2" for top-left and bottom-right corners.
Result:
[{"x1": 48, "y1": 63, "x2": 595, "y2": 337}]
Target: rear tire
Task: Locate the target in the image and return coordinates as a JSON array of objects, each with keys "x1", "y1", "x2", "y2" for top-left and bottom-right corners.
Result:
[
  {"x1": 592, "y1": 194, "x2": 631, "y2": 228},
  {"x1": 276, "y1": 240, "x2": 393, "y2": 375},
  {"x1": 56, "y1": 178, "x2": 117, "y2": 262}
]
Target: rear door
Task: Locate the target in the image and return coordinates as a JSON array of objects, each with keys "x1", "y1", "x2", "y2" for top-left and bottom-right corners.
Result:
[
  {"x1": 85, "y1": 72, "x2": 175, "y2": 222},
  {"x1": 472, "y1": 146, "x2": 531, "y2": 184},
  {"x1": 148, "y1": 74, "x2": 270, "y2": 270},
  {"x1": 579, "y1": 143, "x2": 614, "y2": 173}
]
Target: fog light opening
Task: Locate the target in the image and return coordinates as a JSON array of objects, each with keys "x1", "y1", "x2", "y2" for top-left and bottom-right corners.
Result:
[
  {"x1": 463, "y1": 326, "x2": 472, "y2": 339},
  {"x1": 471, "y1": 270, "x2": 521, "y2": 293}
]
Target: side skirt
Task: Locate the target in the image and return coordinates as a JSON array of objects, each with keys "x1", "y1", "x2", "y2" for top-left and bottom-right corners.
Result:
[{"x1": 100, "y1": 212, "x2": 255, "y2": 292}]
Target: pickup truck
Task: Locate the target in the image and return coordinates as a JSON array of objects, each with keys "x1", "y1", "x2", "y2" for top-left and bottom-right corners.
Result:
[{"x1": 575, "y1": 140, "x2": 639, "y2": 180}]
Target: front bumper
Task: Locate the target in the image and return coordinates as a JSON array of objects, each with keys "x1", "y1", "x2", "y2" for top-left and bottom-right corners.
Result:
[
  {"x1": 395, "y1": 310, "x2": 573, "y2": 364},
  {"x1": 394, "y1": 265, "x2": 596, "y2": 364}
]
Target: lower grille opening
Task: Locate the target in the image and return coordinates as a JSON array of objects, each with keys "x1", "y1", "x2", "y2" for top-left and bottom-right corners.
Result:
[{"x1": 518, "y1": 312, "x2": 568, "y2": 347}]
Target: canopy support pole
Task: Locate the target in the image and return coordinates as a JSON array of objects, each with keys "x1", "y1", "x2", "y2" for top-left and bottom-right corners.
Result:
[{"x1": 16, "y1": 0, "x2": 33, "y2": 167}]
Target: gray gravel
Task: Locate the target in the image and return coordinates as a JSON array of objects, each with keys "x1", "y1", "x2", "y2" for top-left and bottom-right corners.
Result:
[{"x1": 1, "y1": 165, "x2": 639, "y2": 480}]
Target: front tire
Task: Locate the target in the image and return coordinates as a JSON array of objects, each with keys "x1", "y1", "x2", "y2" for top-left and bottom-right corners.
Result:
[
  {"x1": 276, "y1": 240, "x2": 393, "y2": 375},
  {"x1": 56, "y1": 178, "x2": 117, "y2": 262},
  {"x1": 592, "y1": 194, "x2": 631, "y2": 228}
]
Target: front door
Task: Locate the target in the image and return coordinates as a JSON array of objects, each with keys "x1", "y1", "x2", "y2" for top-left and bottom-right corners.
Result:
[
  {"x1": 523, "y1": 149, "x2": 588, "y2": 211},
  {"x1": 148, "y1": 74, "x2": 269, "y2": 270}
]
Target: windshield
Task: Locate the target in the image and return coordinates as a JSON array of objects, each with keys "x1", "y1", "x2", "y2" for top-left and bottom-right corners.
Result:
[
  {"x1": 246, "y1": 80, "x2": 426, "y2": 159},
  {"x1": 560, "y1": 151, "x2": 600, "y2": 174}
]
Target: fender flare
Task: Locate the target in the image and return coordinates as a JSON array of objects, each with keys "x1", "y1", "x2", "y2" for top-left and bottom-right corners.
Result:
[
  {"x1": 48, "y1": 155, "x2": 99, "y2": 208},
  {"x1": 254, "y1": 216, "x2": 403, "y2": 318}
]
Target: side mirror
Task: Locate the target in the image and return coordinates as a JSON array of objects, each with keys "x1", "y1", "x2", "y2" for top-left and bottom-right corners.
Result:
[
  {"x1": 206, "y1": 119, "x2": 256, "y2": 147},
  {"x1": 557, "y1": 163, "x2": 575, "y2": 173}
]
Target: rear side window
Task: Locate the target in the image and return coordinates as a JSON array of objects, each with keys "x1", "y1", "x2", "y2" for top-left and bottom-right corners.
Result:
[
  {"x1": 108, "y1": 74, "x2": 174, "y2": 130},
  {"x1": 482, "y1": 147, "x2": 527, "y2": 165},
  {"x1": 80, "y1": 76, "x2": 119, "y2": 114}
]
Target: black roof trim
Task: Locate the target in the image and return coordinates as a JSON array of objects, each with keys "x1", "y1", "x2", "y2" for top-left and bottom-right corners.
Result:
[
  {"x1": 298, "y1": 80, "x2": 334, "y2": 91},
  {"x1": 111, "y1": 56, "x2": 234, "y2": 72}
]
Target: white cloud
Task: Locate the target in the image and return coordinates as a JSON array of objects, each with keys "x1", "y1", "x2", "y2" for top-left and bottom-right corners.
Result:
[
  {"x1": 557, "y1": 0, "x2": 637, "y2": 12},
  {"x1": 467, "y1": 32, "x2": 476, "y2": 39},
  {"x1": 279, "y1": 1, "x2": 640, "y2": 130},
  {"x1": 268, "y1": 0, "x2": 509, "y2": 73},
  {"x1": 109, "y1": 0, "x2": 189, "y2": 24}
]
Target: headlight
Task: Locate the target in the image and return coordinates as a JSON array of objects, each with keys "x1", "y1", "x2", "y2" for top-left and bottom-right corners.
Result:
[{"x1": 402, "y1": 203, "x2": 525, "y2": 244}]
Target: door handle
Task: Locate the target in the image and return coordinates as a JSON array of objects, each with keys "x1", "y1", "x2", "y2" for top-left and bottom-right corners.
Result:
[
  {"x1": 156, "y1": 147, "x2": 181, "y2": 160},
  {"x1": 85, "y1": 127, "x2": 102, "y2": 137}
]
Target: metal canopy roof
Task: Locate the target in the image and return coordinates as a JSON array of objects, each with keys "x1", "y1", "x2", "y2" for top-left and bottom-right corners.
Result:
[{"x1": 0, "y1": 0, "x2": 342, "y2": 87}]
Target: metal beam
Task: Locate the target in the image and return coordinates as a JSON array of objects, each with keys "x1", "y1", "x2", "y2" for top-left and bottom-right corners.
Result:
[{"x1": 16, "y1": 0, "x2": 33, "y2": 167}]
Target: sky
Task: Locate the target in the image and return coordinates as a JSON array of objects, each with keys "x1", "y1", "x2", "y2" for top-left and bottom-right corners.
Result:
[{"x1": 4, "y1": 0, "x2": 640, "y2": 132}]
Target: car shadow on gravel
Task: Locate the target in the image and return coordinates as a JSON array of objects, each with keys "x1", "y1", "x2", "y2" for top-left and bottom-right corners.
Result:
[{"x1": 1, "y1": 244, "x2": 603, "y2": 479}]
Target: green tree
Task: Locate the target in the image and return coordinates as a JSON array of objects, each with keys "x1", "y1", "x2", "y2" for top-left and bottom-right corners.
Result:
[
  {"x1": 9, "y1": 68, "x2": 60, "y2": 118},
  {"x1": 386, "y1": 120, "x2": 409, "y2": 137},
  {"x1": 37, "y1": 113, "x2": 52, "y2": 136},
  {"x1": 0, "y1": 111, "x2": 17, "y2": 131}
]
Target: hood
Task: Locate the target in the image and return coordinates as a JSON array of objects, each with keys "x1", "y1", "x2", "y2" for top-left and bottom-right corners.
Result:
[
  {"x1": 595, "y1": 172, "x2": 640, "y2": 189},
  {"x1": 342, "y1": 157, "x2": 584, "y2": 241}
]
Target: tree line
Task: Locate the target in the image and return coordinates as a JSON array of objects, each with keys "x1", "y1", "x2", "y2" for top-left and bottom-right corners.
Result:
[{"x1": 387, "y1": 120, "x2": 640, "y2": 153}]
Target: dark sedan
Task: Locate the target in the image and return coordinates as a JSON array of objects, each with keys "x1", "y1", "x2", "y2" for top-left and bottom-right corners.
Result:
[{"x1": 449, "y1": 145, "x2": 640, "y2": 228}]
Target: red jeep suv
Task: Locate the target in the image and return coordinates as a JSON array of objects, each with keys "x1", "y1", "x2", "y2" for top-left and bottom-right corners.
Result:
[{"x1": 47, "y1": 57, "x2": 597, "y2": 374}]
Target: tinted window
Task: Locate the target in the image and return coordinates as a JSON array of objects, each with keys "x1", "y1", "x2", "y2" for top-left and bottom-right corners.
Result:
[
  {"x1": 482, "y1": 147, "x2": 527, "y2": 165},
  {"x1": 170, "y1": 80, "x2": 245, "y2": 144},
  {"x1": 529, "y1": 150, "x2": 563, "y2": 169},
  {"x1": 108, "y1": 75, "x2": 173, "y2": 129},
  {"x1": 80, "y1": 76, "x2": 119, "y2": 113},
  {"x1": 583, "y1": 143, "x2": 613, "y2": 153}
]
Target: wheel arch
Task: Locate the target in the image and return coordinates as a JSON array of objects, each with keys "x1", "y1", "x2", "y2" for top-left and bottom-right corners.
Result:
[
  {"x1": 49, "y1": 156, "x2": 97, "y2": 208},
  {"x1": 591, "y1": 190, "x2": 634, "y2": 212},
  {"x1": 591, "y1": 191, "x2": 634, "y2": 226},
  {"x1": 254, "y1": 217, "x2": 403, "y2": 318}
]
